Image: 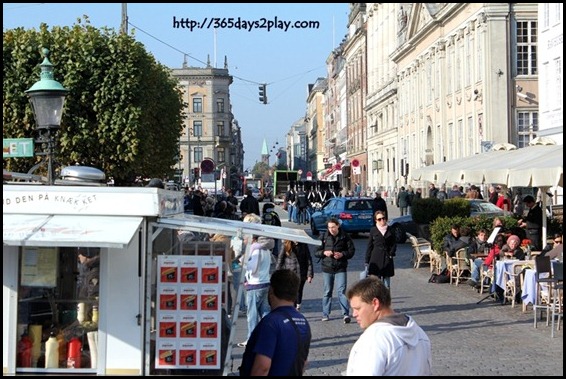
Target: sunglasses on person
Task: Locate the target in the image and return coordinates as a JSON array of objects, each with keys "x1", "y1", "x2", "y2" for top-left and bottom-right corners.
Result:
[{"x1": 375, "y1": 217, "x2": 386, "y2": 221}]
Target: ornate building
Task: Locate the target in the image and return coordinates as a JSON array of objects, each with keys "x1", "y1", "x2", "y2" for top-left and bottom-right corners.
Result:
[{"x1": 171, "y1": 56, "x2": 243, "y2": 188}]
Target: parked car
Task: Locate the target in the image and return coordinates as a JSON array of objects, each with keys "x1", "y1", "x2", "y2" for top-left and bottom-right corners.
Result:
[
  {"x1": 387, "y1": 199, "x2": 510, "y2": 243},
  {"x1": 310, "y1": 197, "x2": 375, "y2": 236}
]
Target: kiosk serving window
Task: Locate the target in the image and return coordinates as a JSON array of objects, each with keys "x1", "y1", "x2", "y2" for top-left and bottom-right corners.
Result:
[{"x1": 16, "y1": 247, "x2": 100, "y2": 372}]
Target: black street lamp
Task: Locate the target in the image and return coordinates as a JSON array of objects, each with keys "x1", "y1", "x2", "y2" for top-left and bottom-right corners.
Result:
[{"x1": 26, "y1": 48, "x2": 68, "y2": 185}]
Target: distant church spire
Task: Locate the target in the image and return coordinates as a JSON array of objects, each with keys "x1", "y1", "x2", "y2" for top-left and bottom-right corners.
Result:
[{"x1": 261, "y1": 138, "x2": 269, "y2": 164}]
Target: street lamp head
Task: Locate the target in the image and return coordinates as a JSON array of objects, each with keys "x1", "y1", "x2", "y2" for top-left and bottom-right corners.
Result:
[{"x1": 25, "y1": 48, "x2": 69, "y2": 130}]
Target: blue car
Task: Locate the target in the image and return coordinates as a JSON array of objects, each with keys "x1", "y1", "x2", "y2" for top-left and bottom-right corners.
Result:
[{"x1": 310, "y1": 197, "x2": 375, "y2": 236}]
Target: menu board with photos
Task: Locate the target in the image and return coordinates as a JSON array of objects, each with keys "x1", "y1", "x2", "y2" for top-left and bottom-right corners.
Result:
[{"x1": 155, "y1": 255, "x2": 222, "y2": 369}]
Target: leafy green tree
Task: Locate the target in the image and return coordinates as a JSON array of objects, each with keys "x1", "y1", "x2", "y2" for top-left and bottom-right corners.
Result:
[
  {"x1": 252, "y1": 161, "x2": 270, "y2": 180},
  {"x1": 3, "y1": 18, "x2": 185, "y2": 185}
]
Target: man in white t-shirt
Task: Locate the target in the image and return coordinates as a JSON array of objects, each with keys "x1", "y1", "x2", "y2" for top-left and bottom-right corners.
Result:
[{"x1": 346, "y1": 277, "x2": 432, "y2": 376}]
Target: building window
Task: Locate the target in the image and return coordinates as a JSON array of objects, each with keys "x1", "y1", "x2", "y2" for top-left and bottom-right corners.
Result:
[
  {"x1": 193, "y1": 98, "x2": 203, "y2": 113},
  {"x1": 216, "y1": 98, "x2": 224, "y2": 113},
  {"x1": 467, "y1": 116, "x2": 474, "y2": 154},
  {"x1": 194, "y1": 147, "x2": 203, "y2": 163},
  {"x1": 216, "y1": 121, "x2": 224, "y2": 137},
  {"x1": 517, "y1": 111, "x2": 538, "y2": 147},
  {"x1": 217, "y1": 148, "x2": 225, "y2": 163},
  {"x1": 517, "y1": 21, "x2": 538, "y2": 75},
  {"x1": 193, "y1": 120, "x2": 203, "y2": 137},
  {"x1": 447, "y1": 47, "x2": 453, "y2": 94}
]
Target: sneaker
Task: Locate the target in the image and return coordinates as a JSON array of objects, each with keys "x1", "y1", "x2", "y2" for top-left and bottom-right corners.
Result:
[
  {"x1": 321, "y1": 316, "x2": 329, "y2": 322},
  {"x1": 237, "y1": 341, "x2": 247, "y2": 347},
  {"x1": 343, "y1": 316, "x2": 351, "y2": 324}
]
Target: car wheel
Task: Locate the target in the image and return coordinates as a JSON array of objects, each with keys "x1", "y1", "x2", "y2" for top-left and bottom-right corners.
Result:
[
  {"x1": 310, "y1": 220, "x2": 319, "y2": 236},
  {"x1": 391, "y1": 224, "x2": 406, "y2": 244}
]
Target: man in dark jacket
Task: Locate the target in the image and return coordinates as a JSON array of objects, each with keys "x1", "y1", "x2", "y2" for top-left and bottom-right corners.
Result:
[
  {"x1": 518, "y1": 195, "x2": 543, "y2": 250},
  {"x1": 314, "y1": 217, "x2": 355, "y2": 323},
  {"x1": 371, "y1": 192, "x2": 388, "y2": 219},
  {"x1": 240, "y1": 189, "x2": 260, "y2": 217}
]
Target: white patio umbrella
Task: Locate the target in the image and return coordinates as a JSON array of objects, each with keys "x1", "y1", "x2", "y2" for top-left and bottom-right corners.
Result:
[{"x1": 412, "y1": 144, "x2": 563, "y2": 244}]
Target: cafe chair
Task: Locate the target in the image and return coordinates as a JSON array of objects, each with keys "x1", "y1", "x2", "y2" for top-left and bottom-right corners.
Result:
[
  {"x1": 429, "y1": 250, "x2": 442, "y2": 275},
  {"x1": 533, "y1": 255, "x2": 555, "y2": 329},
  {"x1": 449, "y1": 248, "x2": 471, "y2": 286},
  {"x1": 550, "y1": 261, "x2": 563, "y2": 338},
  {"x1": 479, "y1": 264, "x2": 494, "y2": 294},
  {"x1": 503, "y1": 262, "x2": 525, "y2": 308},
  {"x1": 407, "y1": 233, "x2": 431, "y2": 270}
]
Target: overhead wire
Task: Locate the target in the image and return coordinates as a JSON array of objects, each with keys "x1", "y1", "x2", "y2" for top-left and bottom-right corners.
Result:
[{"x1": 127, "y1": 20, "x2": 324, "y2": 103}]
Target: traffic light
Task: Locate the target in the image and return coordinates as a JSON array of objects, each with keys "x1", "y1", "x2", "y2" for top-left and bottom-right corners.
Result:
[{"x1": 258, "y1": 83, "x2": 267, "y2": 104}]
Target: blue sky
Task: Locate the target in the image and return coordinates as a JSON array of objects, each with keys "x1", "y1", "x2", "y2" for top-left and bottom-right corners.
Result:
[{"x1": 3, "y1": 3, "x2": 349, "y2": 170}]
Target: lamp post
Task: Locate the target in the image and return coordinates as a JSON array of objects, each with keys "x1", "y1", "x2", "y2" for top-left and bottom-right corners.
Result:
[{"x1": 25, "y1": 48, "x2": 68, "y2": 185}]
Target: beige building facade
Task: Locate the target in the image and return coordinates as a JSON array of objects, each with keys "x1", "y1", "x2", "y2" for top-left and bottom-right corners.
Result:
[
  {"x1": 336, "y1": 3, "x2": 542, "y2": 196},
  {"x1": 171, "y1": 60, "x2": 243, "y2": 189}
]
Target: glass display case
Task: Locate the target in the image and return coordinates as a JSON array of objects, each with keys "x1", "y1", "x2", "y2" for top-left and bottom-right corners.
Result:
[{"x1": 16, "y1": 247, "x2": 100, "y2": 372}]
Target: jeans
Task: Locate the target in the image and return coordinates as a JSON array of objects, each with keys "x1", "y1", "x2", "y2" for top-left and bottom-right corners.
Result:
[
  {"x1": 287, "y1": 204, "x2": 295, "y2": 222},
  {"x1": 245, "y1": 286, "x2": 270, "y2": 341},
  {"x1": 231, "y1": 270, "x2": 246, "y2": 312},
  {"x1": 297, "y1": 208, "x2": 307, "y2": 224},
  {"x1": 371, "y1": 275, "x2": 391, "y2": 289},
  {"x1": 322, "y1": 271, "x2": 349, "y2": 317},
  {"x1": 471, "y1": 258, "x2": 484, "y2": 283}
]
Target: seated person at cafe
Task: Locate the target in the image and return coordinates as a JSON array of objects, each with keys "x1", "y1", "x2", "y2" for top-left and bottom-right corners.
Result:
[
  {"x1": 500, "y1": 235, "x2": 525, "y2": 261},
  {"x1": 441, "y1": 224, "x2": 472, "y2": 271},
  {"x1": 442, "y1": 224, "x2": 469, "y2": 258},
  {"x1": 467, "y1": 229, "x2": 489, "y2": 257},
  {"x1": 541, "y1": 233, "x2": 563, "y2": 260},
  {"x1": 468, "y1": 233, "x2": 505, "y2": 289}
]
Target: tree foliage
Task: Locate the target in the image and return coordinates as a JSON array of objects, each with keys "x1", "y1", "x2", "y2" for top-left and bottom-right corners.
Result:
[
  {"x1": 252, "y1": 161, "x2": 271, "y2": 180},
  {"x1": 3, "y1": 18, "x2": 185, "y2": 184}
]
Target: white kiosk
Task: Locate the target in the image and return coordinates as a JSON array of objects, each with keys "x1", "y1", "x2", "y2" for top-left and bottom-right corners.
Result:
[{"x1": 3, "y1": 183, "x2": 320, "y2": 375}]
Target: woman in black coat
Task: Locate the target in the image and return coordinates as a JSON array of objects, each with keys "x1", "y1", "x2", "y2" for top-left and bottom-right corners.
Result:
[
  {"x1": 365, "y1": 210, "x2": 397, "y2": 289},
  {"x1": 276, "y1": 240, "x2": 314, "y2": 309}
]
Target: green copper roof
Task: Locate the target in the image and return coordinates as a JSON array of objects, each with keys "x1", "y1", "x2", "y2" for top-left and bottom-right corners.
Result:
[{"x1": 261, "y1": 138, "x2": 269, "y2": 155}]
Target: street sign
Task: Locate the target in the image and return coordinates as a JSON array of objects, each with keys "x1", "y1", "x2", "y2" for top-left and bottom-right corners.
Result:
[
  {"x1": 200, "y1": 158, "x2": 215, "y2": 174},
  {"x1": 3, "y1": 138, "x2": 34, "y2": 158}
]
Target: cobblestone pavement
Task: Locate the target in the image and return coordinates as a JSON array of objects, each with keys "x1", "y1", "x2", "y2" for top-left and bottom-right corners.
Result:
[{"x1": 225, "y1": 205, "x2": 563, "y2": 376}]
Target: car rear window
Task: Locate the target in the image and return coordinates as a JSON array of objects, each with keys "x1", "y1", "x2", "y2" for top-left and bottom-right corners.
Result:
[{"x1": 346, "y1": 200, "x2": 372, "y2": 211}]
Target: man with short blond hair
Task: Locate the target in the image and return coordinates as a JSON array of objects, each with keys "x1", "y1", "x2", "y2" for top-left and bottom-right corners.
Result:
[{"x1": 346, "y1": 277, "x2": 431, "y2": 376}]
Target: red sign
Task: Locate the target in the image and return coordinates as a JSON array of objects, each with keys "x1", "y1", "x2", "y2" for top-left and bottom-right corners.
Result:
[
  {"x1": 351, "y1": 159, "x2": 360, "y2": 167},
  {"x1": 200, "y1": 158, "x2": 215, "y2": 174}
]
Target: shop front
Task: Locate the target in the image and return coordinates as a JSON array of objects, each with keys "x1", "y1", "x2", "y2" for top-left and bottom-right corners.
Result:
[{"x1": 3, "y1": 184, "x2": 320, "y2": 375}]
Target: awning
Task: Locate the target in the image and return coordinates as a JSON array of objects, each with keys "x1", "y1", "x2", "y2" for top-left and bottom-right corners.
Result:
[
  {"x1": 156, "y1": 214, "x2": 321, "y2": 247},
  {"x1": 3, "y1": 214, "x2": 143, "y2": 248},
  {"x1": 411, "y1": 144, "x2": 563, "y2": 188}
]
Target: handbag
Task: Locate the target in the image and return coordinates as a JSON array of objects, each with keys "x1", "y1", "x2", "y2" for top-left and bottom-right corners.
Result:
[{"x1": 360, "y1": 266, "x2": 368, "y2": 280}]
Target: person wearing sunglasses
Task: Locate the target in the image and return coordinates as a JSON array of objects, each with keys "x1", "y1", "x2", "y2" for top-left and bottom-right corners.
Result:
[
  {"x1": 364, "y1": 211, "x2": 397, "y2": 289},
  {"x1": 541, "y1": 233, "x2": 563, "y2": 260}
]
